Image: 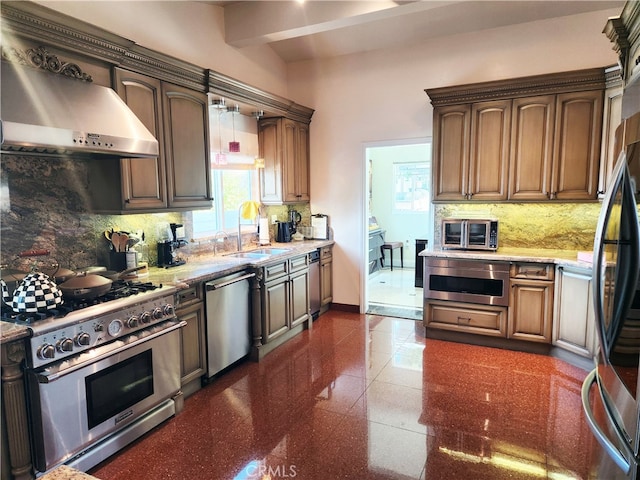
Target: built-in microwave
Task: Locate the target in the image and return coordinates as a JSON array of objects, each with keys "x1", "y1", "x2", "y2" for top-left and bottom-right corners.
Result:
[{"x1": 441, "y1": 218, "x2": 498, "y2": 251}]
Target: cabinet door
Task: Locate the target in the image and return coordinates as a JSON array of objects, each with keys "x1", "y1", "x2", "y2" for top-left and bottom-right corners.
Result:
[
  {"x1": 113, "y1": 68, "x2": 167, "y2": 210},
  {"x1": 432, "y1": 105, "x2": 471, "y2": 201},
  {"x1": 289, "y1": 269, "x2": 310, "y2": 328},
  {"x1": 162, "y1": 83, "x2": 212, "y2": 209},
  {"x1": 263, "y1": 278, "x2": 289, "y2": 342},
  {"x1": 509, "y1": 279, "x2": 553, "y2": 343},
  {"x1": 509, "y1": 95, "x2": 556, "y2": 201},
  {"x1": 598, "y1": 78, "x2": 623, "y2": 197},
  {"x1": 258, "y1": 118, "x2": 283, "y2": 204},
  {"x1": 551, "y1": 90, "x2": 603, "y2": 200},
  {"x1": 553, "y1": 267, "x2": 596, "y2": 357},
  {"x1": 178, "y1": 302, "x2": 206, "y2": 385},
  {"x1": 468, "y1": 100, "x2": 511, "y2": 200},
  {"x1": 320, "y1": 258, "x2": 333, "y2": 306},
  {"x1": 283, "y1": 119, "x2": 309, "y2": 203}
]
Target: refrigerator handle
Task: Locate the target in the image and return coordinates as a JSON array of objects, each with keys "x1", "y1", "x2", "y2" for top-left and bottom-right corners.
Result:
[{"x1": 581, "y1": 369, "x2": 633, "y2": 475}]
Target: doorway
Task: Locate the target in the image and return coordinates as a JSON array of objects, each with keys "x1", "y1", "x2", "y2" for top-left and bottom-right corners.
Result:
[{"x1": 363, "y1": 139, "x2": 433, "y2": 320}]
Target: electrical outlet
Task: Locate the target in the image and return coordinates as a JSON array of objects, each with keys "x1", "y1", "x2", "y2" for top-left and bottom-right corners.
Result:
[{"x1": 271, "y1": 214, "x2": 278, "y2": 224}]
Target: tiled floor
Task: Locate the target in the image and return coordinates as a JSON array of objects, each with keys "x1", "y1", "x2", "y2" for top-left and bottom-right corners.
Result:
[
  {"x1": 368, "y1": 267, "x2": 423, "y2": 320},
  {"x1": 90, "y1": 311, "x2": 602, "y2": 480}
]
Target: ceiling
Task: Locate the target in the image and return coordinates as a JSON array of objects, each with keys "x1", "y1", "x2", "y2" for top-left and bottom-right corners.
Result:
[{"x1": 205, "y1": 1, "x2": 624, "y2": 63}]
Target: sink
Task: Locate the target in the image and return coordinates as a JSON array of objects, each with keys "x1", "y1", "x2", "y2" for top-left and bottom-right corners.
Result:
[
  {"x1": 225, "y1": 252, "x2": 271, "y2": 260},
  {"x1": 249, "y1": 248, "x2": 291, "y2": 255},
  {"x1": 224, "y1": 247, "x2": 291, "y2": 260}
]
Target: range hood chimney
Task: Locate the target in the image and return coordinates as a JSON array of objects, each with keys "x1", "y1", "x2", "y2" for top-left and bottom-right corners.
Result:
[{"x1": 0, "y1": 63, "x2": 159, "y2": 158}]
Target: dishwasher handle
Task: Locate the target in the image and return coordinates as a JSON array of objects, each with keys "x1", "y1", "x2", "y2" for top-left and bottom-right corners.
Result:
[{"x1": 205, "y1": 272, "x2": 256, "y2": 291}]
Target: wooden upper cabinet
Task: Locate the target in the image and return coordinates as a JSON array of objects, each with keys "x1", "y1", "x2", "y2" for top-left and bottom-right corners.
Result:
[
  {"x1": 258, "y1": 117, "x2": 311, "y2": 205},
  {"x1": 258, "y1": 118, "x2": 283, "y2": 204},
  {"x1": 427, "y1": 67, "x2": 606, "y2": 202},
  {"x1": 283, "y1": 119, "x2": 310, "y2": 203},
  {"x1": 509, "y1": 95, "x2": 556, "y2": 201},
  {"x1": 113, "y1": 68, "x2": 168, "y2": 210},
  {"x1": 109, "y1": 68, "x2": 212, "y2": 212},
  {"x1": 551, "y1": 90, "x2": 603, "y2": 200},
  {"x1": 161, "y1": 83, "x2": 212, "y2": 209},
  {"x1": 432, "y1": 105, "x2": 471, "y2": 201},
  {"x1": 468, "y1": 100, "x2": 511, "y2": 200}
]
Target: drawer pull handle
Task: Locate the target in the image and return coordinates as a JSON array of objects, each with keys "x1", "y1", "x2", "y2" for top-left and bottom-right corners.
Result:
[{"x1": 457, "y1": 316, "x2": 471, "y2": 323}]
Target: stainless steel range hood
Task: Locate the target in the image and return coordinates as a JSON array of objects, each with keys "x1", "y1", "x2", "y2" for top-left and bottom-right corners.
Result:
[{"x1": 0, "y1": 63, "x2": 159, "y2": 158}]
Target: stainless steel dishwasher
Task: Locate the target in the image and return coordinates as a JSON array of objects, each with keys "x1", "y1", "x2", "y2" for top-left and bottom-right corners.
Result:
[{"x1": 204, "y1": 271, "x2": 255, "y2": 379}]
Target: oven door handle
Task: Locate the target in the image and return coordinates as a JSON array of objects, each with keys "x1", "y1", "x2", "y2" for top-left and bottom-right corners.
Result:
[{"x1": 34, "y1": 320, "x2": 186, "y2": 384}]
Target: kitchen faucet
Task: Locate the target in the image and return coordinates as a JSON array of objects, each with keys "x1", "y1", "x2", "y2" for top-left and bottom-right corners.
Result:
[{"x1": 237, "y1": 201, "x2": 260, "y2": 252}]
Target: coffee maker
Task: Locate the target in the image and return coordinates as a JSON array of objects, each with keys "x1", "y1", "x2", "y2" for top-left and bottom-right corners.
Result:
[{"x1": 157, "y1": 223, "x2": 187, "y2": 268}]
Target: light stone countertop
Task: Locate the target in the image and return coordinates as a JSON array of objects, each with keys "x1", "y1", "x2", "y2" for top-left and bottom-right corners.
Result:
[
  {"x1": 147, "y1": 240, "x2": 334, "y2": 288},
  {"x1": 39, "y1": 465, "x2": 100, "y2": 480},
  {"x1": 418, "y1": 246, "x2": 594, "y2": 271},
  {"x1": 0, "y1": 240, "x2": 334, "y2": 344}
]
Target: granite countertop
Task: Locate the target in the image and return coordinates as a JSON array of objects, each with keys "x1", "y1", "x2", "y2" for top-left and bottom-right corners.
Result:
[
  {"x1": 0, "y1": 240, "x2": 334, "y2": 345},
  {"x1": 39, "y1": 465, "x2": 99, "y2": 480},
  {"x1": 419, "y1": 246, "x2": 594, "y2": 270},
  {"x1": 0, "y1": 320, "x2": 31, "y2": 345},
  {"x1": 147, "y1": 240, "x2": 334, "y2": 288}
]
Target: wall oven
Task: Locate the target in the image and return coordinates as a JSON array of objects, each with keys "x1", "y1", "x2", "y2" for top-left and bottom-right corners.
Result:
[
  {"x1": 441, "y1": 218, "x2": 499, "y2": 251},
  {"x1": 424, "y1": 257, "x2": 509, "y2": 307}
]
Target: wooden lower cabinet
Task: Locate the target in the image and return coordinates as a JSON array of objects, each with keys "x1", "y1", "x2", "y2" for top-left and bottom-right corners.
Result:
[
  {"x1": 175, "y1": 286, "x2": 206, "y2": 397},
  {"x1": 509, "y1": 263, "x2": 554, "y2": 344},
  {"x1": 320, "y1": 246, "x2": 333, "y2": 312},
  {"x1": 261, "y1": 255, "x2": 310, "y2": 344},
  {"x1": 425, "y1": 299, "x2": 507, "y2": 337},
  {"x1": 553, "y1": 266, "x2": 596, "y2": 357},
  {"x1": 509, "y1": 278, "x2": 553, "y2": 343}
]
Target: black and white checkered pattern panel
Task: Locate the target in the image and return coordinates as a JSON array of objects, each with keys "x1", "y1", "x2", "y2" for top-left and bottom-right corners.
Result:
[{"x1": 9, "y1": 273, "x2": 63, "y2": 313}]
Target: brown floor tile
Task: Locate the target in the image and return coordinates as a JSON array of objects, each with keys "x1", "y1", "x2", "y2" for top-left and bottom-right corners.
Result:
[{"x1": 90, "y1": 311, "x2": 601, "y2": 480}]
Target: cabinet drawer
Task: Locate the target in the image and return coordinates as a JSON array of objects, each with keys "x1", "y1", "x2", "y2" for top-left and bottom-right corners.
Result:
[
  {"x1": 289, "y1": 254, "x2": 309, "y2": 273},
  {"x1": 320, "y1": 246, "x2": 333, "y2": 260},
  {"x1": 425, "y1": 300, "x2": 507, "y2": 337},
  {"x1": 264, "y1": 261, "x2": 288, "y2": 282},
  {"x1": 175, "y1": 285, "x2": 202, "y2": 307},
  {"x1": 510, "y1": 263, "x2": 554, "y2": 281}
]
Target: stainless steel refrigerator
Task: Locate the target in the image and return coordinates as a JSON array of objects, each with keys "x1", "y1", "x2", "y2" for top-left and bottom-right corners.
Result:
[{"x1": 582, "y1": 150, "x2": 640, "y2": 480}]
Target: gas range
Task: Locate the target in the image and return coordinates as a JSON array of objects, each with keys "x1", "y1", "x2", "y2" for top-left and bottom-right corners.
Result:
[{"x1": 2, "y1": 280, "x2": 177, "y2": 369}]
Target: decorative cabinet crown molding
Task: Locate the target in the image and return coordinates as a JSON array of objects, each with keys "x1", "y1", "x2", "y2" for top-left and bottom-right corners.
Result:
[
  {"x1": 1, "y1": 1, "x2": 313, "y2": 121},
  {"x1": 425, "y1": 68, "x2": 606, "y2": 107}
]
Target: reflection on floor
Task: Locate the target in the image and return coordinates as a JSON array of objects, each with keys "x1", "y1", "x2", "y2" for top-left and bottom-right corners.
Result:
[
  {"x1": 90, "y1": 311, "x2": 602, "y2": 480},
  {"x1": 368, "y1": 267, "x2": 422, "y2": 320}
]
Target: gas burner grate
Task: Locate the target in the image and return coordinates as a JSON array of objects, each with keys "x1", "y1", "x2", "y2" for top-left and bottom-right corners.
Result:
[{"x1": 1, "y1": 281, "x2": 164, "y2": 324}]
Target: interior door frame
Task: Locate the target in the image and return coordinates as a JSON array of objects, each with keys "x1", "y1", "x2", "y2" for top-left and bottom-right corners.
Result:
[{"x1": 361, "y1": 137, "x2": 433, "y2": 314}]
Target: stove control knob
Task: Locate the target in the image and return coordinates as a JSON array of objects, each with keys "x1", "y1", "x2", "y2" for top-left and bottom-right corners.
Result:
[
  {"x1": 127, "y1": 315, "x2": 139, "y2": 328},
  {"x1": 75, "y1": 332, "x2": 91, "y2": 346},
  {"x1": 56, "y1": 338, "x2": 74, "y2": 353},
  {"x1": 37, "y1": 343, "x2": 55, "y2": 360},
  {"x1": 152, "y1": 307, "x2": 163, "y2": 320},
  {"x1": 140, "y1": 312, "x2": 152, "y2": 324},
  {"x1": 163, "y1": 304, "x2": 174, "y2": 316}
]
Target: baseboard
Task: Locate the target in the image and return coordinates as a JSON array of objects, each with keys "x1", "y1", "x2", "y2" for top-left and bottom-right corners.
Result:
[{"x1": 330, "y1": 303, "x2": 359, "y2": 313}]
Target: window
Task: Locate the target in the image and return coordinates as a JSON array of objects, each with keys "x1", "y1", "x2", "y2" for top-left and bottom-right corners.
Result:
[
  {"x1": 393, "y1": 162, "x2": 430, "y2": 212},
  {"x1": 192, "y1": 108, "x2": 261, "y2": 239},
  {"x1": 192, "y1": 168, "x2": 259, "y2": 239}
]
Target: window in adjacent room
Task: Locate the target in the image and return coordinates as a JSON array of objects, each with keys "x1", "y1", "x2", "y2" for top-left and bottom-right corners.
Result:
[{"x1": 392, "y1": 162, "x2": 430, "y2": 212}]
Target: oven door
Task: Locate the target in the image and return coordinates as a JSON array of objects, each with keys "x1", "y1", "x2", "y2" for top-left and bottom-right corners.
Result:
[
  {"x1": 425, "y1": 258, "x2": 510, "y2": 306},
  {"x1": 27, "y1": 321, "x2": 183, "y2": 472},
  {"x1": 442, "y1": 220, "x2": 465, "y2": 249},
  {"x1": 465, "y1": 220, "x2": 492, "y2": 250}
]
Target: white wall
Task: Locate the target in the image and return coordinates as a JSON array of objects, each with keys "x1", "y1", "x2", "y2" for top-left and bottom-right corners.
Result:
[
  {"x1": 288, "y1": 8, "x2": 621, "y2": 309},
  {"x1": 34, "y1": 1, "x2": 290, "y2": 98}
]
